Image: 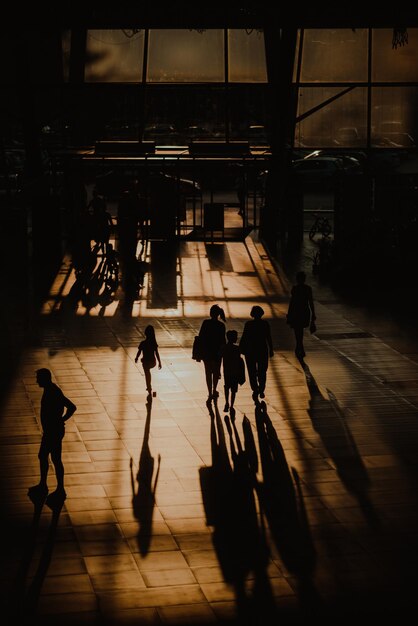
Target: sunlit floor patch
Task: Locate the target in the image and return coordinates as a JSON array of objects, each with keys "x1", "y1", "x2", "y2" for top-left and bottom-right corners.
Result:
[{"x1": 42, "y1": 236, "x2": 288, "y2": 319}]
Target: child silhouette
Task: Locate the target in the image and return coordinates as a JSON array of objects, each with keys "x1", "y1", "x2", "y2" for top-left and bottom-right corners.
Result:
[
  {"x1": 135, "y1": 325, "x2": 162, "y2": 397},
  {"x1": 221, "y1": 329, "x2": 245, "y2": 413}
]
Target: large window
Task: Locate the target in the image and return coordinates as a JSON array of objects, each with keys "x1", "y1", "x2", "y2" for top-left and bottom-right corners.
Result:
[
  {"x1": 62, "y1": 28, "x2": 269, "y2": 145},
  {"x1": 147, "y1": 30, "x2": 224, "y2": 83},
  {"x1": 296, "y1": 87, "x2": 367, "y2": 148},
  {"x1": 85, "y1": 29, "x2": 144, "y2": 82},
  {"x1": 143, "y1": 86, "x2": 226, "y2": 143},
  {"x1": 300, "y1": 29, "x2": 368, "y2": 83},
  {"x1": 372, "y1": 29, "x2": 418, "y2": 82},
  {"x1": 294, "y1": 28, "x2": 418, "y2": 148},
  {"x1": 228, "y1": 30, "x2": 268, "y2": 82},
  {"x1": 63, "y1": 28, "x2": 268, "y2": 84},
  {"x1": 371, "y1": 87, "x2": 418, "y2": 147}
]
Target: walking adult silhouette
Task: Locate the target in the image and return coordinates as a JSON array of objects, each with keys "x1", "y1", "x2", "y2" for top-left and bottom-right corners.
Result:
[
  {"x1": 286, "y1": 271, "x2": 316, "y2": 362},
  {"x1": 198, "y1": 304, "x2": 226, "y2": 403},
  {"x1": 239, "y1": 306, "x2": 274, "y2": 402}
]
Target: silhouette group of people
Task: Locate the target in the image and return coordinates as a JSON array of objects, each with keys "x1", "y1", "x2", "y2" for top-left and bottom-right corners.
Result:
[
  {"x1": 194, "y1": 273, "x2": 316, "y2": 409},
  {"x1": 196, "y1": 304, "x2": 274, "y2": 409}
]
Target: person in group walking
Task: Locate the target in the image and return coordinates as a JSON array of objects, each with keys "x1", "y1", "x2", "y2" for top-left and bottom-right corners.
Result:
[
  {"x1": 286, "y1": 271, "x2": 316, "y2": 362},
  {"x1": 29, "y1": 368, "x2": 77, "y2": 502},
  {"x1": 135, "y1": 325, "x2": 162, "y2": 397},
  {"x1": 221, "y1": 329, "x2": 245, "y2": 413},
  {"x1": 198, "y1": 304, "x2": 226, "y2": 403},
  {"x1": 239, "y1": 305, "x2": 274, "y2": 402}
]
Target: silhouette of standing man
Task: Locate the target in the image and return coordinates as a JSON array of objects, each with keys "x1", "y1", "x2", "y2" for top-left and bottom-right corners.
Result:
[
  {"x1": 286, "y1": 271, "x2": 316, "y2": 361},
  {"x1": 29, "y1": 368, "x2": 76, "y2": 503},
  {"x1": 239, "y1": 306, "x2": 274, "y2": 402}
]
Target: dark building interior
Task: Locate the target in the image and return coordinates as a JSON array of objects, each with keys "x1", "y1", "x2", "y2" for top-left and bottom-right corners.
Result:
[{"x1": 1, "y1": 3, "x2": 418, "y2": 625}]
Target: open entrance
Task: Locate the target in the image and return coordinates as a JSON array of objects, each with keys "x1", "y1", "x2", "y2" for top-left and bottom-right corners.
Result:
[{"x1": 178, "y1": 162, "x2": 266, "y2": 241}]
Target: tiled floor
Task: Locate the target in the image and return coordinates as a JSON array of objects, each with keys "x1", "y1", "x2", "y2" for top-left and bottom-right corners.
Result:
[{"x1": 1, "y1": 233, "x2": 417, "y2": 625}]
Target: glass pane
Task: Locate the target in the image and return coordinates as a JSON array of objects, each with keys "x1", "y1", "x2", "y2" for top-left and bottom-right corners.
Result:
[
  {"x1": 293, "y1": 29, "x2": 302, "y2": 83},
  {"x1": 147, "y1": 30, "x2": 224, "y2": 82},
  {"x1": 85, "y1": 29, "x2": 144, "y2": 83},
  {"x1": 295, "y1": 87, "x2": 367, "y2": 147},
  {"x1": 300, "y1": 29, "x2": 368, "y2": 82},
  {"x1": 0, "y1": 90, "x2": 23, "y2": 145},
  {"x1": 229, "y1": 86, "x2": 268, "y2": 144},
  {"x1": 372, "y1": 87, "x2": 418, "y2": 147},
  {"x1": 372, "y1": 29, "x2": 418, "y2": 82},
  {"x1": 62, "y1": 30, "x2": 71, "y2": 82},
  {"x1": 143, "y1": 87, "x2": 226, "y2": 144},
  {"x1": 228, "y1": 29, "x2": 267, "y2": 82}
]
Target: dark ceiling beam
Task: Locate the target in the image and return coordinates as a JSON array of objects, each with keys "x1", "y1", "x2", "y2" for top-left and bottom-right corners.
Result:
[{"x1": 4, "y1": 2, "x2": 418, "y2": 28}]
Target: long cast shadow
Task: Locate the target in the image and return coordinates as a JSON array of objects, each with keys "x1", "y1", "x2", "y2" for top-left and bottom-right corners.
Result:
[
  {"x1": 200, "y1": 401, "x2": 276, "y2": 625},
  {"x1": 8, "y1": 489, "x2": 64, "y2": 623},
  {"x1": 253, "y1": 401, "x2": 321, "y2": 617},
  {"x1": 302, "y1": 362, "x2": 380, "y2": 529},
  {"x1": 7, "y1": 492, "x2": 45, "y2": 622},
  {"x1": 62, "y1": 244, "x2": 119, "y2": 315},
  {"x1": 130, "y1": 397, "x2": 161, "y2": 556},
  {"x1": 224, "y1": 410, "x2": 277, "y2": 625},
  {"x1": 23, "y1": 498, "x2": 65, "y2": 618}
]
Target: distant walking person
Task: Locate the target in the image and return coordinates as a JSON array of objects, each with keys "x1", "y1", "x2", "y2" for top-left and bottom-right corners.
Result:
[
  {"x1": 221, "y1": 330, "x2": 245, "y2": 413},
  {"x1": 135, "y1": 325, "x2": 162, "y2": 397},
  {"x1": 286, "y1": 271, "x2": 316, "y2": 361},
  {"x1": 198, "y1": 304, "x2": 226, "y2": 403},
  {"x1": 29, "y1": 368, "x2": 76, "y2": 502},
  {"x1": 89, "y1": 188, "x2": 113, "y2": 255},
  {"x1": 239, "y1": 306, "x2": 274, "y2": 402}
]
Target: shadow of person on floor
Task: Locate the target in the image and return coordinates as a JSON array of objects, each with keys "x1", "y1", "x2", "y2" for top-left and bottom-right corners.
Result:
[
  {"x1": 302, "y1": 362, "x2": 380, "y2": 530},
  {"x1": 9, "y1": 492, "x2": 64, "y2": 623},
  {"x1": 200, "y1": 401, "x2": 276, "y2": 625},
  {"x1": 254, "y1": 401, "x2": 321, "y2": 618},
  {"x1": 8, "y1": 493, "x2": 45, "y2": 622},
  {"x1": 130, "y1": 397, "x2": 161, "y2": 556},
  {"x1": 23, "y1": 498, "x2": 65, "y2": 617},
  {"x1": 225, "y1": 409, "x2": 277, "y2": 625},
  {"x1": 63, "y1": 243, "x2": 120, "y2": 316}
]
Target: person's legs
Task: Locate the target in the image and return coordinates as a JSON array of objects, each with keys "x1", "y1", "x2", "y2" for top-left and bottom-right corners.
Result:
[
  {"x1": 38, "y1": 437, "x2": 50, "y2": 488},
  {"x1": 212, "y1": 360, "x2": 221, "y2": 398},
  {"x1": 224, "y1": 383, "x2": 230, "y2": 412},
  {"x1": 204, "y1": 361, "x2": 213, "y2": 398},
  {"x1": 257, "y1": 355, "x2": 268, "y2": 397},
  {"x1": 245, "y1": 356, "x2": 258, "y2": 394},
  {"x1": 143, "y1": 366, "x2": 152, "y2": 393},
  {"x1": 294, "y1": 327, "x2": 305, "y2": 359},
  {"x1": 230, "y1": 384, "x2": 237, "y2": 409},
  {"x1": 51, "y1": 438, "x2": 65, "y2": 492}
]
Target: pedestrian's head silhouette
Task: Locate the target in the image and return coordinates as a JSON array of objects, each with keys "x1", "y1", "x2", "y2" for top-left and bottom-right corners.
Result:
[
  {"x1": 250, "y1": 305, "x2": 264, "y2": 319},
  {"x1": 296, "y1": 271, "x2": 306, "y2": 284},
  {"x1": 210, "y1": 304, "x2": 225, "y2": 322},
  {"x1": 144, "y1": 325, "x2": 156, "y2": 341},
  {"x1": 226, "y1": 329, "x2": 238, "y2": 344},
  {"x1": 36, "y1": 368, "x2": 52, "y2": 387}
]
